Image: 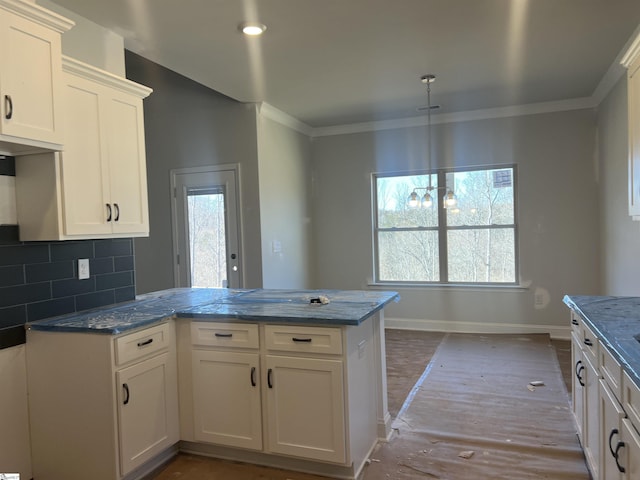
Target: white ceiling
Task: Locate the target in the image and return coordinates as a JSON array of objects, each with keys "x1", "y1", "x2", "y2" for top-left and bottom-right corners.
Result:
[{"x1": 48, "y1": 0, "x2": 640, "y2": 128}]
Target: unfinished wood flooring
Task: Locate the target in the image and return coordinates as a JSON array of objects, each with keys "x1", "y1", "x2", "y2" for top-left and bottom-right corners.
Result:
[{"x1": 149, "y1": 330, "x2": 575, "y2": 480}]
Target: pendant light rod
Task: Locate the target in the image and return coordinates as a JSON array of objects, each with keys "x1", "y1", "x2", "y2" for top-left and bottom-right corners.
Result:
[{"x1": 421, "y1": 74, "x2": 436, "y2": 190}]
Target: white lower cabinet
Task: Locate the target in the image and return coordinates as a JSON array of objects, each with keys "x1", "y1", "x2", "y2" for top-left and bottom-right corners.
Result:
[
  {"x1": 192, "y1": 349, "x2": 262, "y2": 450},
  {"x1": 27, "y1": 322, "x2": 179, "y2": 480},
  {"x1": 599, "y1": 379, "x2": 625, "y2": 480},
  {"x1": 265, "y1": 354, "x2": 346, "y2": 463},
  {"x1": 179, "y1": 318, "x2": 379, "y2": 479},
  {"x1": 569, "y1": 310, "x2": 640, "y2": 480},
  {"x1": 621, "y1": 418, "x2": 640, "y2": 478},
  {"x1": 117, "y1": 351, "x2": 178, "y2": 475}
]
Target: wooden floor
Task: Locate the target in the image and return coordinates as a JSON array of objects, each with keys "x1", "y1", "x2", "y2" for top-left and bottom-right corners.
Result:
[{"x1": 149, "y1": 330, "x2": 573, "y2": 480}]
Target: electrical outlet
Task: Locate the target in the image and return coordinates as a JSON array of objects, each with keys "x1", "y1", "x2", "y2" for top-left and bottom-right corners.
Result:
[{"x1": 78, "y1": 258, "x2": 90, "y2": 280}]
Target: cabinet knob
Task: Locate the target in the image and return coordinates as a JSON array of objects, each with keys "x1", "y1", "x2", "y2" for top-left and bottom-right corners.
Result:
[{"x1": 4, "y1": 95, "x2": 12, "y2": 119}]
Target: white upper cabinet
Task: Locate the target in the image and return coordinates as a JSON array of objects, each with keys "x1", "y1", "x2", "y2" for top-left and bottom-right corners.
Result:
[
  {"x1": 15, "y1": 56, "x2": 152, "y2": 240},
  {"x1": 621, "y1": 33, "x2": 640, "y2": 219},
  {"x1": 0, "y1": 0, "x2": 73, "y2": 154}
]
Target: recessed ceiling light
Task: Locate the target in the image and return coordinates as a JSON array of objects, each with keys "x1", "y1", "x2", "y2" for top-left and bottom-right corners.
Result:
[{"x1": 239, "y1": 22, "x2": 266, "y2": 35}]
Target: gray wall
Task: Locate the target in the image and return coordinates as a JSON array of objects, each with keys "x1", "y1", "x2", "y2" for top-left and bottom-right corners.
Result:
[
  {"x1": 257, "y1": 114, "x2": 314, "y2": 288},
  {"x1": 125, "y1": 51, "x2": 263, "y2": 293},
  {"x1": 311, "y1": 109, "x2": 601, "y2": 336},
  {"x1": 598, "y1": 76, "x2": 640, "y2": 294}
]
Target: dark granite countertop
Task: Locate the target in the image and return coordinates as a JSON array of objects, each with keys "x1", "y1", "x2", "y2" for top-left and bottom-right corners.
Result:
[
  {"x1": 563, "y1": 295, "x2": 640, "y2": 389},
  {"x1": 27, "y1": 288, "x2": 400, "y2": 335}
]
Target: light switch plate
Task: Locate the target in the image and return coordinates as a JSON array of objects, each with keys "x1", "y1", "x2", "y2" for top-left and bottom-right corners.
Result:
[{"x1": 78, "y1": 258, "x2": 90, "y2": 280}]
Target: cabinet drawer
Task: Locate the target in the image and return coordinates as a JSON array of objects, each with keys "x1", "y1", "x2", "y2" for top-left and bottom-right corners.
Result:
[
  {"x1": 623, "y1": 371, "x2": 640, "y2": 430},
  {"x1": 599, "y1": 342, "x2": 623, "y2": 401},
  {"x1": 264, "y1": 325, "x2": 342, "y2": 355},
  {"x1": 115, "y1": 322, "x2": 170, "y2": 366},
  {"x1": 580, "y1": 321, "x2": 599, "y2": 364},
  {"x1": 191, "y1": 322, "x2": 259, "y2": 349},
  {"x1": 570, "y1": 311, "x2": 582, "y2": 335}
]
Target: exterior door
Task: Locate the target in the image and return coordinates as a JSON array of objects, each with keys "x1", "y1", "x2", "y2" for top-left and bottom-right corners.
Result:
[{"x1": 171, "y1": 166, "x2": 241, "y2": 288}]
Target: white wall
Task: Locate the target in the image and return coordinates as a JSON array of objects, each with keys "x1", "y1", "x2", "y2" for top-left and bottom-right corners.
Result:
[
  {"x1": 257, "y1": 111, "x2": 314, "y2": 288},
  {"x1": 0, "y1": 346, "x2": 31, "y2": 478},
  {"x1": 37, "y1": 0, "x2": 125, "y2": 75},
  {"x1": 598, "y1": 76, "x2": 640, "y2": 294},
  {"x1": 311, "y1": 109, "x2": 601, "y2": 338}
]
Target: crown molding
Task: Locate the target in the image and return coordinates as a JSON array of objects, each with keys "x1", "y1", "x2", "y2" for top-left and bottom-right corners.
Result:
[
  {"x1": 62, "y1": 55, "x2": 152, "y2": 98},
  {"x1": 621, "y1": 28, "x2": 640, "y2": 68},
  {"x1": 311, "y1": 97, "x2": 595, "y2": 138},
  {"x1": 0, "y1": 0, "x2": 74, "y2": 33},
  {"x1": 257, "y1": 102, "x2": 314, "y2": 136}
]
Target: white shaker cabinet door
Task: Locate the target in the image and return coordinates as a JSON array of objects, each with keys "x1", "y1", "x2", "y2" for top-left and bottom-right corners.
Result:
[
  {"x1": 116, "y1": 351, "x2": 179, "y2": 476},
  {"x1": 104, "y1": 88, "x2": 149, "y2": 235},
  {"x1": 60, "y1": 72, "x2": 112, "y2": 235},
  {"x1": 0, "y1": 7, "x2": 64, "y2": 145},
  {"x1": 265, "y1": 354, "x2": 346, "y2": 464},
  {"x1": 192, "y1": 350, "x2": 262, "y2": 450}
]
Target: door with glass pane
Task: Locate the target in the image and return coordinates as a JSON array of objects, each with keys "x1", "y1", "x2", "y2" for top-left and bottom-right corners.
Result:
[{"x1": 171, "y1": 166, "x2": 241, "y2": 288}]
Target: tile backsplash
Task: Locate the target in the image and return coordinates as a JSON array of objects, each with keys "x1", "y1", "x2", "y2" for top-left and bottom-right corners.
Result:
[{"x1": 0, "y1": 227, "x2": 136, "y2": 349}]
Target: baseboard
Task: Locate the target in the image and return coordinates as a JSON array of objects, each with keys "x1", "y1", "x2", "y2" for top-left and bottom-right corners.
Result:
[
  {"x1": 179, "y1": 441, "x2": 359, "y2": 480},
  {"x1": 131, "y1": 443, "x2": 180, "y2": 480},
  {"x1": 384, "y1": 317, "x2": 571, "y2": 340}
]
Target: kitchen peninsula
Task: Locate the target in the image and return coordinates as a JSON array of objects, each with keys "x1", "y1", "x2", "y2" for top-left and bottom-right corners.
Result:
[
  {"x1": 25, "y1": 288, "x2": 399, "y2": 480},
  {"x1": 564, "y1": 295, "x2": 640, "y2": 478}
]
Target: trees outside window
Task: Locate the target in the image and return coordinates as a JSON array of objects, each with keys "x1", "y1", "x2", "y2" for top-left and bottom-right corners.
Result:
[{"x1": 373, "y1": 166, "x2": 517, "y2": 285}]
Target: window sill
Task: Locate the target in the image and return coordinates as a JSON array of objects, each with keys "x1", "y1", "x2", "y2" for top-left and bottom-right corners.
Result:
[{"x1": 367, "y1": 281, "x2": 530, "y2": 292}]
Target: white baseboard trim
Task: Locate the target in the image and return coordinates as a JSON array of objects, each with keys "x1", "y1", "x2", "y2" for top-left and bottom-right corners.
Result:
[{"x1": 384, "y1": 317, "x2": 571, "y2": 340}]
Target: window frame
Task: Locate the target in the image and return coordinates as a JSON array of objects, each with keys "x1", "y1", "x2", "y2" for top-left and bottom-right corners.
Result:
[{"x1": 372, "y1": 164, "x2": 519, "y2": 286}]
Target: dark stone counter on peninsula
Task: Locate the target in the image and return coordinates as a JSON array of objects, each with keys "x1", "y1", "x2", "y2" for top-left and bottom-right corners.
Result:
[{"x1": 27, "y1": 288, "x2": 400, "y2": 335}]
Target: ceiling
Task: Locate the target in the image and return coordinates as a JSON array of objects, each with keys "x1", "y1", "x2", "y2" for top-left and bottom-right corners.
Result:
[{"x1": 48, "y1": 0, "x2": 640, "y2": 128}]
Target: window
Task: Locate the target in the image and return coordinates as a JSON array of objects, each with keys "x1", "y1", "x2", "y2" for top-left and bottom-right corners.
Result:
[{"x1": 373, "y1": 166, "x2": 517, "y2": 285}]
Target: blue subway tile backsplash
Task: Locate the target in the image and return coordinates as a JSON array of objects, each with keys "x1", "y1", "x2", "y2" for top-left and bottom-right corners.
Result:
[{"x1": 0, "y1": 227, "x2": 136, "y2": 349}]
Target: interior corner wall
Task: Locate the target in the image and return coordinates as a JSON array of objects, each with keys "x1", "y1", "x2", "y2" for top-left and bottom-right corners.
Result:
[
  {"x1": 311, "y1": 109, "x2": 600, "y2": 337},
  {"x1": 124, "y1": 51, "x2": 263, "y2": 293},
  {"x1": 598, "y1": 76, "x2": 640, "y2": 295},
  {"x1": 257, "y1": 115, "x2": 314, "y2": 289}
]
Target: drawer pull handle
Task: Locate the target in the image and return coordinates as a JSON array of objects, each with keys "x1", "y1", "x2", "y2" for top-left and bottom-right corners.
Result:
[
  {"x1": 123, "y1": 383, "x2": 130, "y2": 405},
  {"x1": 4, "y1": 95, "x2": 12, "y2": 119},
  {"x1": 250, "y1": 366, "x2": 256, "y2": 387},
  {"x1": 583, "y1": 338, "x2": 593, "y2": 347},
  {"x1": 571, "y1": 319, "x2": 579, "y2": 326},
  {"x1": 614, "y1": 441, "x2": 626, "y2": 473},
  {"x1": 137, "y1": 338, "x2": 153, "y2": 347},
  {"x1": 292, "y1": 337, "x2": 312, "y2": 343},
  {"x1": 609, "y1": 428, "x2": 619, "y2": 457},
  {"x1": 215, "y1": 333, "x2": 233, "y2": 338},
  {"x1": 267, "y1": 368, "x2": 273, "y2": 388}
]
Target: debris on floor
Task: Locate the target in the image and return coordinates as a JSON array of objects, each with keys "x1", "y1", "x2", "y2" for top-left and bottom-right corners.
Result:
[
  {"x1": 458, "y1": 450, "x2": 475, "y2": 459},
  {"x1": 529, "y1": 380, "x2": 545, "y2": 386}
]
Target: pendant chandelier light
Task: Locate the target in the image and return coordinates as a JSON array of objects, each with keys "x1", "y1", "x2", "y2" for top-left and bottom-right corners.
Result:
[{"x1": 408, "y1": 74, "x2": 457, "y2": 209}]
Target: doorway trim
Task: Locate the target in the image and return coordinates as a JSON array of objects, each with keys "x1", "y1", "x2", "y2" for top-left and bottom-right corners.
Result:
[{"x1": 170, "y1": 163, "x2": 243, "y2": 288}]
